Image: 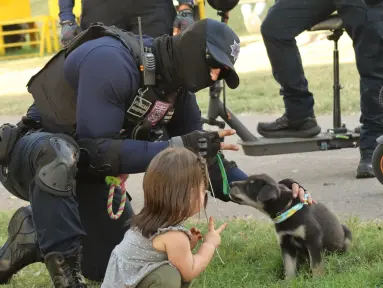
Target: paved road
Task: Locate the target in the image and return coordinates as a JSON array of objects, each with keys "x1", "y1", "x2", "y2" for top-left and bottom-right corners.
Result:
[{"x1": 0, "y1": 115, "x2": 382, "y2": 221}]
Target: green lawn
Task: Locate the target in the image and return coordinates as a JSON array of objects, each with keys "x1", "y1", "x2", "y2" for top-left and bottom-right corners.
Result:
[
  {"x1": 0, "y1": 212, "x2": 381, "y2": 288},
  {"x1": 195, "y1": 62, "x2": 360, "y2": 116},
  {"x1": 0, "y1": 61, "x2": 360, "y2": 116}
]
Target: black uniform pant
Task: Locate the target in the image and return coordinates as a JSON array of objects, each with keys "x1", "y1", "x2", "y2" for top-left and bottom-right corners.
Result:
[
  {"x1": 0, "y1": 132, "x2": 134, "y2": 281},
  {"x1": 80, "y1": 0, "x2": 177, "y2": 38},
  {"x1": 261, "y1": 0, "x2": 383, "y2": 153}
]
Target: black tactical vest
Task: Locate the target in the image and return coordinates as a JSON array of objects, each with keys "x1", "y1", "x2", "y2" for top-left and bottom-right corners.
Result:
[{"x1": 26, "y1": 22, "x2": 176, "y2": 141}]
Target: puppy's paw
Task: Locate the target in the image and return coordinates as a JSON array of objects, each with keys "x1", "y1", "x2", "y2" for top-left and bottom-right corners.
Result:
[{"x1": 312, "y1": 262, "x2": 325, "y2": 277}]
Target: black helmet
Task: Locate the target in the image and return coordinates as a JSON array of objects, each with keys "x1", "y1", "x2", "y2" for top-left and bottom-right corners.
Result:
[{"x1": 207, "y1": 0, "x2": 239, "y2": 11}]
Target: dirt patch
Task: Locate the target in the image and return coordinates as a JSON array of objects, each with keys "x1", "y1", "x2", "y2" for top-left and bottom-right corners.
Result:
[{"x1": 0, "y1": 56, "x2": 50, "y2": 97}]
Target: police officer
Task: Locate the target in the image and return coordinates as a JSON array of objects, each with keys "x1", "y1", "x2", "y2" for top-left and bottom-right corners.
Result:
[
  {"x1": 0, "y1": 18, "x2": 311, "y2": 287},
  {"x1": 257, "y1": 0, "x2": 383, "y2": 179},
  {"x1": 59, "y1": 0, "x2": 196, "y2": 45}
]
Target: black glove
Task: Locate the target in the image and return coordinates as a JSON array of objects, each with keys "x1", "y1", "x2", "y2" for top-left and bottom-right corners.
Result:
[
  {"x1": 278, "y1": 178, "x2": 306, "y2": 191},
  {"x1": 60, "y1": 20, "x2": 81, "y2": 46},
  {"x1": 16, "y1": 116, "x2": 41, "y2": 134},
  {"x1": 169, "y1": 130, "x2": 221, "y2": 160},
  {"x1": 0, "y1": 124, "x2": 21, "y2": 165}
]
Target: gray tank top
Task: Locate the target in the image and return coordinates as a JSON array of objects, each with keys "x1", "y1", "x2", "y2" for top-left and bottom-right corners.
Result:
[{"x1": 101, "y1": 225, "x2": 192, "y2": 288}]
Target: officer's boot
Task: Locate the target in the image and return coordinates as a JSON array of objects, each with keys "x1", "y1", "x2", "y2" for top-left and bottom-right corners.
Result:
[
  {"x1": 0, "y1": 206, "x2": 43, "y2": 284},
  {"x1": 356, "y1": 150, "x2": 375, "y2": 178},
  {"x1": 45, "y1": 247, "x2": 87, "y2": 288}
]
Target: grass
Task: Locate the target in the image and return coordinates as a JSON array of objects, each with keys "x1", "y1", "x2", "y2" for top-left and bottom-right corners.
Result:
[
  {"x1": 0, "y1": 95, "x2": 34, "y2": 115},
  {"x1": 195, "y1": 62, "x2": 360, "y2": 116},
  {"x1": 0, "y1": 212, "x2": 381, "y2": 287},
  {"x1": 0, "y1": 61, "x2": 360, "y2": 116}
]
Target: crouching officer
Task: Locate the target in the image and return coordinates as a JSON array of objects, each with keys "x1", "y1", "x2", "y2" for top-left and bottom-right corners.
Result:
[
  {"x1": 59, "y1": 0, "x2": 197, "y2": 45},
  {"x1": 0, "y1": 18, "x2": 252, "y2": 287}
]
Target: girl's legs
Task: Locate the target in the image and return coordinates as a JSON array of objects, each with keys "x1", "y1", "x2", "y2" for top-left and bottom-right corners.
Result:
[{"x1": 137, "y1": 265, "x2": 190, "y2": 288}]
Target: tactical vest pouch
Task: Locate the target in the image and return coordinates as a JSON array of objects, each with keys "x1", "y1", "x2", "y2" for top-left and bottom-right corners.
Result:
[
  {"x1": 27, "y1": 50, "x2": 77, "y2": 135},
  {"x1": 0, "y1": 124, "x2": 21, "y2": 166}
]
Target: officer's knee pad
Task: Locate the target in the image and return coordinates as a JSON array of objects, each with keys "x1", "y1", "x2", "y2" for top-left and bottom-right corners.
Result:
[{"x1": 35, "y1": 135, "x2": 80, "y2": 197}]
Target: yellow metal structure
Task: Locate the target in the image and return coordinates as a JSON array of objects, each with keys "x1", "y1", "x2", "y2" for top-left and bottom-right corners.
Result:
[
  {"x1": 0, "y1": 0, "x2": 32, "y2": 21},
  {"x1": 0, "y1": 0, "x2": 51, "y2": 59},
  {"x1": 196, "y1": 0, "x2": 206, "y2": 19}
]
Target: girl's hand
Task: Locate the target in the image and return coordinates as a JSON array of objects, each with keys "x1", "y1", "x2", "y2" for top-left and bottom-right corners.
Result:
[
  {"x1": 190, "y1": 227, "x2": 203, "y2": 250},
  {"x1": 203, "y1": 217, "x2": 227, "y2": 248}
]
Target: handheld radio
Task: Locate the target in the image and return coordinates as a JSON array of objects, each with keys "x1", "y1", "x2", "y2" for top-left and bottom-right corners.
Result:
[{"x1": 137, "y1": 17, "x2": 156, "y2": 87}]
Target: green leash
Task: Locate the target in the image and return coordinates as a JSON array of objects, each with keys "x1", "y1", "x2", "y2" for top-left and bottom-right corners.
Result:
[{"x1": 216, "y1": 154, "x2": 230, "y2": 195}]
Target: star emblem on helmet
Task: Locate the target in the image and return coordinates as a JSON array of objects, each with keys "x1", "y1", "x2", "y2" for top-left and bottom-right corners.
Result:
[{"x1": 230, "y1": 40, "x2": 240, "y2": 62}]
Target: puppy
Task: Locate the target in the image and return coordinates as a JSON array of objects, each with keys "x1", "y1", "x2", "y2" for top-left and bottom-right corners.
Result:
[{"x1": 229, "y1": 174, "x2": 352, "y2": 279}]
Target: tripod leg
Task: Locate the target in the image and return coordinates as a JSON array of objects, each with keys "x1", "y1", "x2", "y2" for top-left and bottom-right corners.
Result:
[{"x1": 333, "y1": 38, "x2": 341, "y2": 129}]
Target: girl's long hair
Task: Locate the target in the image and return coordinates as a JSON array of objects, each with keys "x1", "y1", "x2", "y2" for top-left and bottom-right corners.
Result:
[{"x1": 130, "y1": 147, "x2": 208, "y2": 238}]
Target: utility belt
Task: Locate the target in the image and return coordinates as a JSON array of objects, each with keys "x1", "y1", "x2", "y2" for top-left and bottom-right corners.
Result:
[{"x1": 0, "y1": 117, "x2": 42, "y2": 166}]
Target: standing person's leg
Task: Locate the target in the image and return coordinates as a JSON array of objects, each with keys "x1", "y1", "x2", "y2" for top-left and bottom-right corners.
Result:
[
  {"x1": 257, "y1": 0, "x2": 335, "y2": 138},
  {"x1": 0, "y1": 132, "x2": 86, "y2": 286},
  {"x1": 80, "y1": 0, "x2": 134, "y2": 31},
  {"x1": 136, "y1": 264, "x2": 190, "y2": 288},
  {"x1": 129, "y1": 0, "x2": 177, "y2": 37},
  {"x1": 336, "y1": 1, "x2": 383, "y2": 178}
]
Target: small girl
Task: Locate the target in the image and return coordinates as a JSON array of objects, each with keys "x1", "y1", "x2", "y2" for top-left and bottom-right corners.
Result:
[{"x1": 102, "y1": 147, "x2": 227, "y2": 288}]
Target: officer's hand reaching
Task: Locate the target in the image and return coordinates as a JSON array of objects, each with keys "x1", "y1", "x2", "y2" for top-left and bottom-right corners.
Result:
[
  {"x1": 169, "y1": 129, "x2": 239, "y2": 160},
  {"x1": 60, "y1": 20, "x2": 81, "y2": 46}
]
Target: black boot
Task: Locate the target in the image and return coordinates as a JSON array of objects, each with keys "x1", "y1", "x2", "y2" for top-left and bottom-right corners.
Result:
[
  {"x1": 356, "y1": 152, "x2": 375, "y2": 179},
  {"x1": 0, "y1": 206, "x2": 43, "y2": 284},
  {"x1": 257, "y1": 114, "x2": 321, "y2": 138},
  {"x1": 45, "y1": 247, "x2": 87, "y2": 288}
]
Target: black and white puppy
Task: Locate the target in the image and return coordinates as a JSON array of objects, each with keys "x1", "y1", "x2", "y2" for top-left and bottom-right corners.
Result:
[{"x1": 229, "y1": 174, "x2": 352, "y2": 279}]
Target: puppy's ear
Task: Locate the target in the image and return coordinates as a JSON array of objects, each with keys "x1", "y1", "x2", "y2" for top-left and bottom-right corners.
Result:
[{"x1": 258, "y1": 184, "x2": 279, "y2": 202}]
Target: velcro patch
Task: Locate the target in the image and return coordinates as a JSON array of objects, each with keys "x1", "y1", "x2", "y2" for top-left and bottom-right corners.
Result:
[
  {"x1": 161, "y1": 109, "x2": 175, "y2": 123},
  {"x1": 147, "y1": 101, "x2": 171, "y2": 125},
  {"x1": 127, "y1": 96, "x2": 152, "y2": 119}
]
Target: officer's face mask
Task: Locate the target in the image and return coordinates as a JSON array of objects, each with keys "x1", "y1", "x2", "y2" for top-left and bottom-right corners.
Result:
[
  {"x1": 174, "y1": 27, "x2": 215, "y2": 93},
  {"x1": 153, "y1": 19, "x2": 240, "y2": 93}
]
